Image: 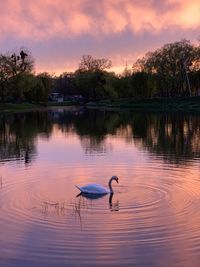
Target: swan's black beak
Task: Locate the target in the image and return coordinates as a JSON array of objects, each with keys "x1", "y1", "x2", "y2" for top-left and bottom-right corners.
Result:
[{"x1": 116, "y1": 177, "x2": 119, "y2": 183}]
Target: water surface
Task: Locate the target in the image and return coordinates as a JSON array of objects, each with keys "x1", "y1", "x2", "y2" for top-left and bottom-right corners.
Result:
[{"x1": 0, "y1": 108, "x2": 200, "y2": 266}]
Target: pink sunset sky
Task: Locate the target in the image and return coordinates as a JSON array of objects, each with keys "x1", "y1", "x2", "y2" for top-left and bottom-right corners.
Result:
[{"x1": 0, "y1": 0, "x2": 199, "y2": 74}]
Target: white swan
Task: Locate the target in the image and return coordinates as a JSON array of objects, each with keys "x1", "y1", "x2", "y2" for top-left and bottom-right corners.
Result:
[{"x1": 75, "y1": 176, "x2": 119, "y2": 194}]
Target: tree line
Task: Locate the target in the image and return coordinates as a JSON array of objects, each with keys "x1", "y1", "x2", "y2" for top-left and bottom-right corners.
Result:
[{"x1": 0, "y1": 39, "x2": 199, "y2": 104}]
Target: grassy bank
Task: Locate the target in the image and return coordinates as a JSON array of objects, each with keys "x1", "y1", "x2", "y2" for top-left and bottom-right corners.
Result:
[
  {"x1": 0, "y1": 103, "x2": 45, "y2": 113},
  {"x1": 1, "y1": 97, "x2": 200, "y2": 113},
  {"x1": 86, "y1": 97, "x2": 200, "y2": 112},
  {"x1": 45, "y1": 100, "x2": 80, "y2": 107},
  {"x1": 0, "y1": 101, "x2": 79, "y2": 113}
]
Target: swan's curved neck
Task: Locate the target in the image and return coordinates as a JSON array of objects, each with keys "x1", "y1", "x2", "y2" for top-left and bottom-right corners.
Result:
[{"x1": 108, "y1": 178, "x2": 114, "y2": 193}]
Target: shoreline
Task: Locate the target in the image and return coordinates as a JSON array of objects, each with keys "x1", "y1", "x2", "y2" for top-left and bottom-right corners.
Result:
[
  {"x1": 0, "y1": 102, "x2": 81, "y2": 113},
  {"x1": 1, "y1": 97, "x2": 200, "y2": 113},
  {"x1": 86, "y1": 97, "x2": 200, "y2": 113}
]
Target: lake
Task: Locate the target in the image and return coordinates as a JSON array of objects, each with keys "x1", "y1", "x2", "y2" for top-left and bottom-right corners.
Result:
[{"x1": 0, "y1": 107, "x2": 200, "y2": 267}]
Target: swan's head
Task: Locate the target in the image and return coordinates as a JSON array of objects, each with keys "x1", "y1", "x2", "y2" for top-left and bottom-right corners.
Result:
[{"x1": 111, "y1": 176, "x2": 119, "y2": 183}]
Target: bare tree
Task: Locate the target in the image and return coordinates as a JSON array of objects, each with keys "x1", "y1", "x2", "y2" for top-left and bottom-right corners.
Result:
[
  {"x1": 10, "y1": 47, "x2": 34, "y2": 75},
  {"x1": 0, "y1": 47, "x2": 34, "y2": 102},
  {"x1": 78, "y1": 55, "x2": 112, "y2": 72}
]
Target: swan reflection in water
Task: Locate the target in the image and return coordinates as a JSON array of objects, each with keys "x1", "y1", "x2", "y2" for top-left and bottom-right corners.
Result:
[{"x1": 76, "y1": 192, "x2": 119, "y2": 212}]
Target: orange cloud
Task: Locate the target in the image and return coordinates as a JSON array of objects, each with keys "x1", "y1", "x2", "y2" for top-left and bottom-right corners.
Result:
[{"x1": 0, "y1": 0, "x2": 199, "y2": 40}]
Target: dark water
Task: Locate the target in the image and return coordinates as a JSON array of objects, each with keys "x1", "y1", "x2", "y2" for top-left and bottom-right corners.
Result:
[{"x1": 0, "y1": 107, "x2": 200, "y2": 267}]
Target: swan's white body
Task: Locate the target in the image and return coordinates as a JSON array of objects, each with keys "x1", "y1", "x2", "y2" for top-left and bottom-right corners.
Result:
[
  {"x1": 75, "y1": 176, "x2": 119, "y2": 195},
  {"x1": 75, "y1": 184, "x2": 109, "y2": 194}
]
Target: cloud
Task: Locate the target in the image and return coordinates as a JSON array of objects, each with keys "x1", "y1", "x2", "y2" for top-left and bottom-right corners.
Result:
[
  {"x1": 0, "y1": 0, "x2": 199, "y2": 74},
  {"x1": 0, "y1": 0, "x2": 199, "y2": 41}
]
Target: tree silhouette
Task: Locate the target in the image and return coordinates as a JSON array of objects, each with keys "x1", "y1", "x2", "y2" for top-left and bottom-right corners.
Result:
[{"x1": 78, "y1": 55, "x2": 112, "y2": 72}]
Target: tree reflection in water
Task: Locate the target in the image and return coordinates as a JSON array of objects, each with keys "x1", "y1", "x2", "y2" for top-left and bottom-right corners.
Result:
[
  {"x1": 0, "y1": 108, "x2": 200, "y2": 165},
  {"x1": 76, "y1": 192, "x2": 119, "y2": 213}
]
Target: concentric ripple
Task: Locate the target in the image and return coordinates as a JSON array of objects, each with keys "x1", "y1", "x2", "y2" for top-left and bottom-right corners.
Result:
[
  {"x1": 1, "y1": 166, "x2": 200, "y2": 267},
  {"x1": 0, "y1": 121, "x2": 200, "y2": 267}
]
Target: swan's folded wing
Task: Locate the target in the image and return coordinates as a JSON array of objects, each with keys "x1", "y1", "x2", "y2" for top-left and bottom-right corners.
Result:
[
  {"x1": 80, "y1": 184, "x2": 109, "y2": 194},
  {"x1": 75, "y1": 183, "x2": 109, "y2": 194}
]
